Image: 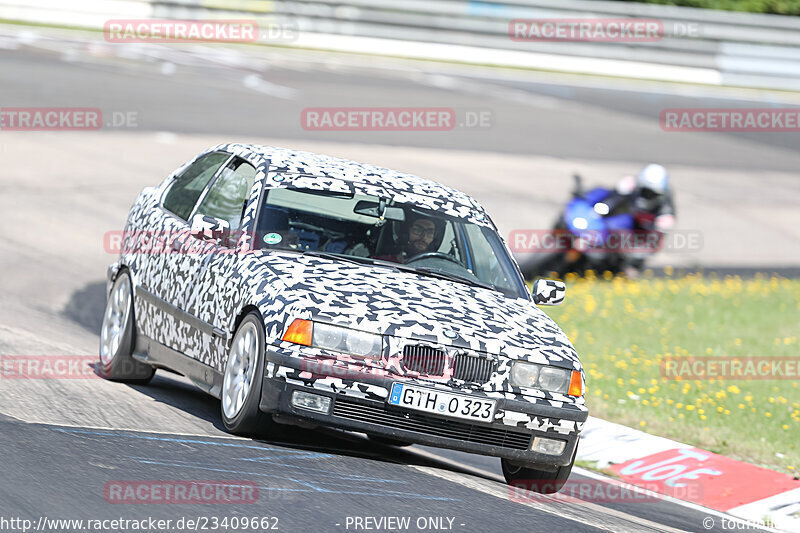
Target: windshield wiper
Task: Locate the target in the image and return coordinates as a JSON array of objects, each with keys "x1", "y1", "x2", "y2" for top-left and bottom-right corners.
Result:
[
  {"x1": 277, "y1": 250, "x2": 497, "y2": 291},
  {"x1": 410, "y1": 267, "x2": 497, "y2": 291},
  {"x1": 297, "y1": 250, "x2": 402, "y2": 272}
]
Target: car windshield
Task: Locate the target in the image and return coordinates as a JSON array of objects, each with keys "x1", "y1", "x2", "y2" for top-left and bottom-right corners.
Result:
[{"x1": 255, "y1": 187, "x2": 529, "y2": 299}]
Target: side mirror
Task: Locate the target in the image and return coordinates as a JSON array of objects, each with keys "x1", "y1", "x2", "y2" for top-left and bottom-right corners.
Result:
[
  {"x1": 532, "y1": 279, "x2": 566, "y2": 306},
  {"x1": 190, "y1": 214, "x2": 231, "y2": 244}
]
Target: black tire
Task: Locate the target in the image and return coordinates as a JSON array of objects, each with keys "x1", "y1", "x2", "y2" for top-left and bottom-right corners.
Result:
[
  {"x1": 98, "y1": 270, "x2": 155, "y2": 384},
  {"x1": 221, "y1": 312, "x2": 273, "y2": 436},
  {"x1": 501, "y1": 444, "x2": 577, "y2": 494},
  {"x1": 367, "y1": 434, "x2": 413, "y2": 447}
]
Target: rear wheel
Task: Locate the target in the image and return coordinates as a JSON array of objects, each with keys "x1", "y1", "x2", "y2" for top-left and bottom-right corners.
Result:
[
  {"x1": 98, "y1": 270, "x2": 155, "y2": 384},
  {"x1": 501, "y1": 444, "x2": 577, "y2": 494},
  {"x1": 221, "y1": 312, "x2": 273, "y2": 436}
]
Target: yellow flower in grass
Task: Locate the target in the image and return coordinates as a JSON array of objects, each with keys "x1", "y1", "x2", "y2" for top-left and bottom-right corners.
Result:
[
  {"x1": 727, "y1": 385, "x2": 740, "y2": 394},
  {"x1": 783, "y1": 425, "x2": 789, "y2": 430},
  {"x1": 584, "y1": 295, "x2": 597, "y2": 314},
  {"x1": 686, "y1": 405, "x2": 696, "y2": 411},
  {"x1": 766, "y1": 412, "x2": 772, "y2": 418}
]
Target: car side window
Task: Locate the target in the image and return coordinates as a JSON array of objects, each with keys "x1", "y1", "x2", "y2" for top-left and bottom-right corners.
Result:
[
  {"x1": 195, "y1": 157, "x2": 257, "y2": 234},
  {"x1": 163, "y1": 152, "x2": 230, "y2": 220}
]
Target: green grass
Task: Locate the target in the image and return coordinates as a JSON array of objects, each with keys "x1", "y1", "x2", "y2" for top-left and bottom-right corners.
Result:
[
  {"x1": 541, "y1": 271, "x2": 800, "y2": 474},
  {"x1": 622, "y1": 0, "x2": 800, "y2": 15}
]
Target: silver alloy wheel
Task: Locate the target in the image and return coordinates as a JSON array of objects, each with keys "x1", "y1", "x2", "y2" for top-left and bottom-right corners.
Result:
[
  {"x1": 222, "y1": 321, "x2": 259, "y2": 420},
  {"x1": 100, "y1": 275, "x2": 131, "y2": 365}
]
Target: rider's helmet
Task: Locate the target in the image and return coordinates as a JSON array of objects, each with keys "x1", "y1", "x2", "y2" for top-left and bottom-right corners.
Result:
[{"x1": 634, "y1": 164, "x2": 669, "y2": 211}]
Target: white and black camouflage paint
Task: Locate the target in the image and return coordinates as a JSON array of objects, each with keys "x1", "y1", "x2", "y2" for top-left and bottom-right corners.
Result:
[{"x1": 112, "y1": 144, "x2": 587, "y2": 435}]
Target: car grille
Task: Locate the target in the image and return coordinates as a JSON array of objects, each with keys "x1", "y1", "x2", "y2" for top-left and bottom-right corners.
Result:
[
  {"x1": 453, "y1": 352, "x2": 496, "y2": 384},
  {"x1": 332, "y1": 398, "x2": 532, "y2": 450},
  {"x1": 401, "y1": 345, "x2": 446, "y2": 375}
]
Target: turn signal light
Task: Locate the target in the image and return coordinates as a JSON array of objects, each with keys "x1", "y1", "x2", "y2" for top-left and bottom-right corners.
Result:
[
  {"x1": 568, "y1": 371, "x2": 583, "y2": 397},
  {"x1": 282, "y1": 319, "x2": 312, "y2": 346}
]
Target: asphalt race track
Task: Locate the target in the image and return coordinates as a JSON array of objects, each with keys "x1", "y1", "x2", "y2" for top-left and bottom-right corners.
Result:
[{"x1": 0, "y1": 25, "x2": 790, "y2": 533}]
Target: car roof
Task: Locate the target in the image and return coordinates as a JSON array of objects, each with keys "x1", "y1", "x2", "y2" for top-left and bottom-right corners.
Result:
[{"x1": 212, "y1": 143, "x2": 494, "y2": 228}]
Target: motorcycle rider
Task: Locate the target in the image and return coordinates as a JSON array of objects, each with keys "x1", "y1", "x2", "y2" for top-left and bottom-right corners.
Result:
[
  {"x1": 612, "y1": 164, "x2": 676, "y2": 275},
  {"x1": 615, "y1": 164, "x2": 676, "y2": 230},
  {"x1": 519, "y1": 164, "x2": 676, "y2": 279}
]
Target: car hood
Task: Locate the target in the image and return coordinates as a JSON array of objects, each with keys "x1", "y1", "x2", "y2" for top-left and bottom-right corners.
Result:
[{"x1": 255, "y1": 252, "x2": 580, "y2": 369}]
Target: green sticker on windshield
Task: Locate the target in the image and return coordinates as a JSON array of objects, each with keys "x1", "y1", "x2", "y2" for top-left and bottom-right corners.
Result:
[{"x1": 263, "y1": 232, "x2": 282, "y2": 245}]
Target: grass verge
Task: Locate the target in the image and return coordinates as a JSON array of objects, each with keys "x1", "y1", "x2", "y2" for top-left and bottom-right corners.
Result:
[{"x1": 542, "y1": 271, "x2": 800, "y2": 474}]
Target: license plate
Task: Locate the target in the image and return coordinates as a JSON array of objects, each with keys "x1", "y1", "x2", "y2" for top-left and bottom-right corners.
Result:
[{"x1": 387, "y1": 383, "x2": 496, "y2": 421}]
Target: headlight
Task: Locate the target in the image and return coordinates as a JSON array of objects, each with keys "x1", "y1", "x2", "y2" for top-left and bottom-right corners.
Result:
[
  {"x1": 510, "y1": 362, "x2": 540, "y2": 388},
  {"x1": 282, "y1": 319, "x2": 382, "y2": 358},
  {"x1": 510, "y1": 361, "x2": 582, "y2": 396},
  {"x1": 343, "y1": 329, "x2": 382, "y2": 357},
  {"x1": 538, "y1": 366, "x2": 570, "y2": 393},
  {"x1": 313, "y1": 322, "x2": 345, "y2": 349}
]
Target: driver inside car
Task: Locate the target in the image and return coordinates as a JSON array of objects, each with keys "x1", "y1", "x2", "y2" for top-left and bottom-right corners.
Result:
[{"x1": 373, "y1": 215, "x2": 443, "y2": 264}]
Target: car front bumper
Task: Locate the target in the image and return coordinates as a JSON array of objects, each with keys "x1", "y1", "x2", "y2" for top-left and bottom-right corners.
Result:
[{"x1": 259, "y1": 348, "x2": 586, "y2": 467}]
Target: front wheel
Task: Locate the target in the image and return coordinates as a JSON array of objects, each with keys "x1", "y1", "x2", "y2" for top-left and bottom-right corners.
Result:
[
  {"x1": 221, "y1": 312, "x2": 272, "y2": 436},
  {"x1": 501, "y1": 444, "x2": 577, "y2": 494},
  {"x1": 98, "y1": 270, "x2": 155, "y2": 384}
]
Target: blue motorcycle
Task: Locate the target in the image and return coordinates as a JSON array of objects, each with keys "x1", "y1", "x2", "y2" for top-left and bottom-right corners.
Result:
[{"x1": 519, "y1": 175, "x2": 658, "y2": 279}]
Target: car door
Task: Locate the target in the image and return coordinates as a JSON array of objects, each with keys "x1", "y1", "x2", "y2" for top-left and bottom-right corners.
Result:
[
  {"x1": 136, "y1": 151, "x2": 232, "y2": 349},
  {"x1": 180, "y1": 156, "x2": 259, "y2": 369}
]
